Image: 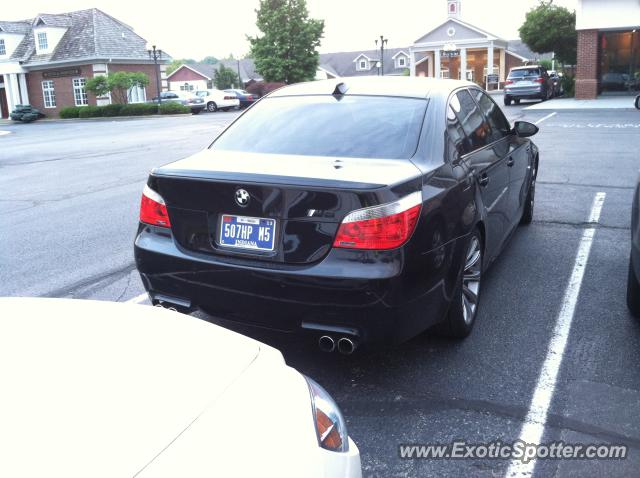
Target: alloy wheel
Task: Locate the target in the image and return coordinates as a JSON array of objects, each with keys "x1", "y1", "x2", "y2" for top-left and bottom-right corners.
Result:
[{"x1": 462, "y1": 236, "x2": 482, "y2": 324}]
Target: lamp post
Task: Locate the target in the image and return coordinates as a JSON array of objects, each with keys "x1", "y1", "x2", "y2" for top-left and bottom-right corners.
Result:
[
  {"x1": 237, "y1": 59, "x2": 242, "y2": 89},
  {"x1": 147, "y1": 45, "x2": 163, "y2": 112},
  {"x1": 375, "y1": 35, "x2": 388, "y2": 76},
  {"x1": 376, "y1": 61, "x2": 382, "y2": 76}
]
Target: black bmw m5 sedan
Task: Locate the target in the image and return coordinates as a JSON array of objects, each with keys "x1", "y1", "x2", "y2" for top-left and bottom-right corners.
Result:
[{"x1": 134, "y1": 77, "x2": 540, "y2": 351}]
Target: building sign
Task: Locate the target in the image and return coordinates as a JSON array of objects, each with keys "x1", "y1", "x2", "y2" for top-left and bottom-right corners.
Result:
[
  {"x1": 487, "y1": 74, "x2": 499, "y2": 84},
  {"x1": 441, "y1": 50, "x2": 460, "y2": 58},
  {"x1": 42, "y1": 68, "x2": 82, "y2": 79}
]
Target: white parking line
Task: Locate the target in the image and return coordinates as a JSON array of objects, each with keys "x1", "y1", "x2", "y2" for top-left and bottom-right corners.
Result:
[
  {"x1": 534, "y1": 112, "x2": 557, "y2": 125},
  {"x1": 506, "y1": 191, "x2": 606, "y2": 478},
  {"x1": 0, "y1": 131, "x2": 11, "y2": 136},
  {"x1": 125, "y1": 292, "x2": 150, "y2": 304}
]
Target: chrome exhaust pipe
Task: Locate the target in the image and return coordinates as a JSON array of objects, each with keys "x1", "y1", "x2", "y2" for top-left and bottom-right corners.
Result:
[
  {"x1": 337, "y1": 337, "x2": 357, "y2": 355},
  {"x1": 318, "y1": 335, "x2": 336, "y2": 353}
]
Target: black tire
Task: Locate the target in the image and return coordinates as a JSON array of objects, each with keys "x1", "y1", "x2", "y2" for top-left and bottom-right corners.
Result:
[
  {"x1": 222, "y1": 107, "x2": 230, "y2": 112},
  {"x1": 520, "y1": 163, "x2": 536, "y2": 225},
  {"x1": 514, "y1": 99, "x2": 521, "y2": 105},
  {"x1": 635, "y1": 95, "x2": 640, "y2": 110},
  {"x1": 628, "y1": 255, "x2": 640, "y2": 318},
  {"x1": 504, "y1": 96, "x2": 512, "y2": 106},
  {"x1": 207, "y1": 102, "x2": 218, "y2": 113},
  {"x1": 192, "y1": 109, "x2": 201, "y2": 115},
  {"x1": 440, "y1": 229, "x2": 483, "y2": 338}
]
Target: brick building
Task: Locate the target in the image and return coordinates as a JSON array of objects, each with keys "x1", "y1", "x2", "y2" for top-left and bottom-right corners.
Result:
[
  {"x1": 0, "y1": 9, "x2": 169, "y2": 118},
  {"x1": 576, "y1": 0, "x2": 640, "y2": 99}
]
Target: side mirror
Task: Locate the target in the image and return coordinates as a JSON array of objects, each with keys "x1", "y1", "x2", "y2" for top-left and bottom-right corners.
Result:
[{"x1": 513, "y1": 121, "x2": 539, "y2": 138}]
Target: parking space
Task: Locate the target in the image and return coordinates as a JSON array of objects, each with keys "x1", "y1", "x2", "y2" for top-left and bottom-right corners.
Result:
[{"x1": 2, "y1": 104, "x2": 639, "y2": 476}]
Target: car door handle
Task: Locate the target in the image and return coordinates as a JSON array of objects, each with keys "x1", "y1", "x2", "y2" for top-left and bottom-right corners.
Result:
[
  {"x1": 479, "y1": 174, "x2": 490, "y2": 187},
  {"x1": 506, "y1": 157, "x2": 515, "y2": 167}
]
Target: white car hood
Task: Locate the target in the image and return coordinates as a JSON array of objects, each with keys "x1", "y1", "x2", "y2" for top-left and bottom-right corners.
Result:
[{"x1": 0, "y1": 298, "x2": 262, "y2": 478}]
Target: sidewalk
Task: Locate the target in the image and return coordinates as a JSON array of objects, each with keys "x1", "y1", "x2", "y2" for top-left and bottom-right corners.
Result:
[{"x1": 525, "y1": 96, "x2": 637, "y2": 110}]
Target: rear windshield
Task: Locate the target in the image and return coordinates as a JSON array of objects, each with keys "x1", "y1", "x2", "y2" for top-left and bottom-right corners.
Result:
[
  {"x1": 508, "y1": 68, "x2": 542, "y2": 78},
  {"x1": 211, "y1": 95, "x2": 427, "y2": 160}
]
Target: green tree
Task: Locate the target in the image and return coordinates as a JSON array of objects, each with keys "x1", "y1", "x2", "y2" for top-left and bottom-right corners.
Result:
[
  {"x1": 214, "y1": 64, "x2": 239, "y2": 89},
  {"x1": 201, "y1": 56, "x2": 219, "y2": 64},
  {"x1": 85, "y1": 72, "x2": 149, "y2": 104},
  {"x1": 248, "y1": 0, "x2": 324, "y2": 83},
  {"x1": 519, "y1": 1, "x2": 577, "y2": 65}
]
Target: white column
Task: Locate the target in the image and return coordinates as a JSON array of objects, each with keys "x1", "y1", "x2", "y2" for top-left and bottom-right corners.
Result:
[
  {"x1": 5, "y1": 73, "x2": 20, "y2": 112},
  {"x1": 460, "y1": 47, "x2": 467, "y2": 81},
  {"x1": 499, "y1": 49, "x2": 506, "y2": 83},
  {"x1": 409, "y1": 48, "x2": 416, "y2": 77},
  {"x1": 434, "y1": 49, "x2": 441, "y2": 79},
  {"x1": 487, "y1": 41, "x2": 494, "y2": 88},
  {"x1": 18, "y1": 74, "x2": 29, "y2": 105}
]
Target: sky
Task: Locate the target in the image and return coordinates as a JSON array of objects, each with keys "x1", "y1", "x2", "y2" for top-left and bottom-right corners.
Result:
[{"x1": 3, "y1": 0, "x2": 578, "y2": 60}]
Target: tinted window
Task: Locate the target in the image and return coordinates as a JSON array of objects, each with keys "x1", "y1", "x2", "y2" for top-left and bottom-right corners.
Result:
[
  {"x1": 212, "y1": 95, "x2": 428, "y2": 160},
  {"x1": 471, "y1": 89, "x2": 511, "y2": 142},
  {"x1": 450, "y1": 89, "x2": 490, "y2": 151},
  {"x1": 508, "y1": 68, "x2": 542, "y2": 78},
  {"x1": 446, "y1": 101, "x2": 469, "y2": 161}
]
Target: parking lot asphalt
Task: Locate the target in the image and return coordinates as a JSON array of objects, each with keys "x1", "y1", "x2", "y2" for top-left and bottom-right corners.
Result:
[{"x1": 2, "y1": 101, "x2": 639, "y2": 477}]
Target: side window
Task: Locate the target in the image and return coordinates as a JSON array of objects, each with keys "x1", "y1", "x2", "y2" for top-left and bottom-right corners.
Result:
[
  {"x1": 452, "y1": 89, "x2": 490, "y2": 152},
  {"x1": 447, "y1": 95, "x2": 470, "y2": 162},
  {"x1": 471, "y1": 89, "x2": 511, "y2": 142}
]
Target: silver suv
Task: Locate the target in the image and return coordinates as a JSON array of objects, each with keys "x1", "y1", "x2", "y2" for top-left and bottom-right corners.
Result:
[{"x1": 504, "y1": 66, "x2": 553, "y2": 106}]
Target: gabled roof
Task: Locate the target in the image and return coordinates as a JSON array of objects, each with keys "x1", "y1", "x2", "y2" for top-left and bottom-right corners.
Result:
[
  {"x1": 0, "y1": 21, "x2": 31, "y2": 34},
  {"x1": 391, "y1": 51, "x2": 409, "y2": 59},
  {"x1": 7, "y1": 8, "x2": 169, "y2": 66},
  {"x1": 414, "y1": 18, "x2": 501, "y2": 44},
  {"x1": 353, "y1": 53, "x2": 374, "y2": 62},
  {"x1": 167, "y1": 60, "x2": 263, "y2": 84},
  {"x1": 320, "y1": 47, "x2": 410, "y2": 77},
  {"x1": 505, "y1": 39, "x2": 553, "y2": 62},
  {"x1": 166, "y1": 63, "x2": 213, "y2": 80}
]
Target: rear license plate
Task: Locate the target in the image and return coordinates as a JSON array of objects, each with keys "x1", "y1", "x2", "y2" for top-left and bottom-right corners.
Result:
[{"x1": 219, "y1": 215, "x2": 276, "y2": 251}]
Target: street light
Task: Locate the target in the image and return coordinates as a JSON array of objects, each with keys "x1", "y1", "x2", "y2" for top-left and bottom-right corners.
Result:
[
  {"x1": 147, "y1": 45, "x2": 163, "y2": 111},
  {"x1": 375, "y1": 35, "x2": 388, "y2": 76}
]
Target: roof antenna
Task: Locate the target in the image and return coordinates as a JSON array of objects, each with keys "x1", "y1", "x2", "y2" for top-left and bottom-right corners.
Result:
[{"x1": 332, "y1": 82, "x2": 348, "y2": 96}]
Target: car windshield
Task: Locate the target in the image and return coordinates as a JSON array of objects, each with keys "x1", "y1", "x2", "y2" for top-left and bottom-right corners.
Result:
[
  {"x1": 211, "y1": 95, "x2": 427, "y2": 160},
  {"x1": 509, "y1": 69, "x2": 541, "y2": 78}
]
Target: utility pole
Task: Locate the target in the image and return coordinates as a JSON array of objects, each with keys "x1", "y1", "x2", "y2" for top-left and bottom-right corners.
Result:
[
  {"x1": 237, "y1": 59, "x2": 242, "y2": 89},
  {"x1": 147, "y1": 45, "x2": 163, "y2": 112},
  {"x1": 375, "y1": 35, "x2": 388, "y2": 76}
]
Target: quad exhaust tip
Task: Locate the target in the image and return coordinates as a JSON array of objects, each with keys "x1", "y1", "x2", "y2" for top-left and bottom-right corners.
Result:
[{"x1": 319, "y1": 335, "x2": 336, "y2": 353}]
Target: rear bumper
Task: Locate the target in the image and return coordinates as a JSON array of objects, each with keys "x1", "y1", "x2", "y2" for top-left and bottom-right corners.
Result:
[
  {"x1": 505, "y1": 86, "x2": 543, "y2": 98},
  {"x1": 134, "y1": 225, "x2": 456, "y2": 346}
]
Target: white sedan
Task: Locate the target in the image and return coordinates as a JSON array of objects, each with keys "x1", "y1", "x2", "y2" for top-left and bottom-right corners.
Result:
[
  {"x1": 195, "y1": 89, "x2": 240, "y2": 112},
  {"x1": 0, "y1": 298, "x2": 361, "y2": 478}
]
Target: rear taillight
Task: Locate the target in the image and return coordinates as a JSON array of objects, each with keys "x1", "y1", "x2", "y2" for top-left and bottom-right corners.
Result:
[
  {"x1": 535, "y1": 78, "x2": 545, "y2": 83},
  {"x1": 140, "y1": 185, "x2": 171, "y2": 228},
  {"x1": 505, "y1": 79, "x2": 513, "y2": 85},
  {"x1": 333, "y1": 192, "x2": 422, "y2": 250},
  {"x1": 224, "y1": 95, "x2": 235, "y2": 100}
]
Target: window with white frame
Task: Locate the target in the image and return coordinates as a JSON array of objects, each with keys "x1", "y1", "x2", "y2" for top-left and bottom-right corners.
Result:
[
  {"x1": 358, "y1": 59, "x2": 368, "y2": 71},
  {"x1": 180, "y1": 83, "x2": 195, "y2": 91},
  {"x1": 0, "y1": 39, "x2": 6, "y2": 56},
  {"x1": 127, "y1": 85, "x2": 147, "y2": 104},
  {"x1": 397, "y1": 56, "x2": 406, "y2": 68},
  {"x1": 42, "y1": 80, "x2": 56, "y2": 108},
  {"x1": 72, "y1": 77, "x2": 88, "y2": 106},
  {"x1": 440, "y1": 68, "x2": 450, "y2": 79},
  {"x1": 37, "y1": 32, "x2": 48, "y2": 50}
]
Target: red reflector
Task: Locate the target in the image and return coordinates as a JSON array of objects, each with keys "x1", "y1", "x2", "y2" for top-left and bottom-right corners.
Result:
[
  {"x1": 140, "y1": 185, "x2": 171, "y2": 228},
  {"x1": 535, "y1": 78, "x2": 545, "y2": 83},
  {"x1": 333, "y1": 200, "x2": 421, "y2": 250},
  {"x1": 505, "y1": 80, "x2": 513, "y2": 85}
]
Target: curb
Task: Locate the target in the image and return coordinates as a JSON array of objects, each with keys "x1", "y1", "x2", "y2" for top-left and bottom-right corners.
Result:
[{"x1": 0, "y1": 113, "x2": 195, "y2": 125}]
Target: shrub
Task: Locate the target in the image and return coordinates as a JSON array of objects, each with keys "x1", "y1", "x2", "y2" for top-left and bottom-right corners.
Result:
[
  {"x1": 101, "y1": 104, "x2": 125, "y2": 117},
  {"x1": 120, "y1": 103, "x2": 157, "y2": 116},
  {"x1": 59, "y1": 107, "x2": 81, "y2": 119},
  {"x1": 159, "y1": 102, "x2": 191, "y2": 115},
  {"x1": 560, "y1": 74, "x2": 575, "y2": 97},
  {"x1": 78, "y1": 106, "x2": 103, "y2": 118}
]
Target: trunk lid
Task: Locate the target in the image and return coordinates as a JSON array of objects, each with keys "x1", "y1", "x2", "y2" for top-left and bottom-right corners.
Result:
[{"x1": 151, "y1": 149, "x2": 422, "y2": 264}]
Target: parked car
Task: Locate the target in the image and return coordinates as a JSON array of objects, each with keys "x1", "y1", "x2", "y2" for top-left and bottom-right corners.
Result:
[
  {"x1": 224, "y1": 88, "x2": 257, "y2": 108},
  {"x1": 150, "y1": 91, "x2": 205, "y2": 114},
  {"x1": 504, "y1": 65, "x2": 553, "y2": 105},
  {"x1": 195, "y1": 89, "x2": 240, "y2": 112},
  {"x1": 548, "y1": 70, "x2": 563, "y2": 97},
  {"x1": 10, "y1": 104, "x2": 44, "y2": 122},
  {"x1": 628, "y1": 175, "x2": 640, "y2": 318},
  {"x1": 134, "y1": 77, "x2": 539, "y2": 349},
  {"x1": 0, "y1": 297, "x2": 361, "y2": 477}
]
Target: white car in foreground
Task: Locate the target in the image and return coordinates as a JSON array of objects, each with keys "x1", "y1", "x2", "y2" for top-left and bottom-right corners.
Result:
[
  {"x1": 195, "y1": 89, "x2": 240, "y2": 112},
  {"x1": 0, "y1": 298, "x2": 361, "y2": 478}
]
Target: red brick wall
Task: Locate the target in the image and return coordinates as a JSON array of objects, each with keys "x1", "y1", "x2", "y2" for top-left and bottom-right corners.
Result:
[
  {"x1": 166, "y1": 66, "x2": 207, "y2": 82},
  {"x1": 26, "y1": 63, "x2": 163, "y2": 117},
  {"x1": 576, "y1": 29, "x2": 599, "y2": 99}
]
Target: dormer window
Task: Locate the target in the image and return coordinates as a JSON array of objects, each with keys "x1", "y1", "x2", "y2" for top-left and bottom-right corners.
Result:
[
  {"x1": 0, "y1": 39, "x2": 5, "y2": 56},
  {"x1": 397, "y1": 56, "x2": 406, "y2": 68},
  {"x1": 359, "y1": 60, "x2": 367, "y2": 70},
  {"x1": 37, "y1": 32, "x2": 48, "y2": 50}
]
